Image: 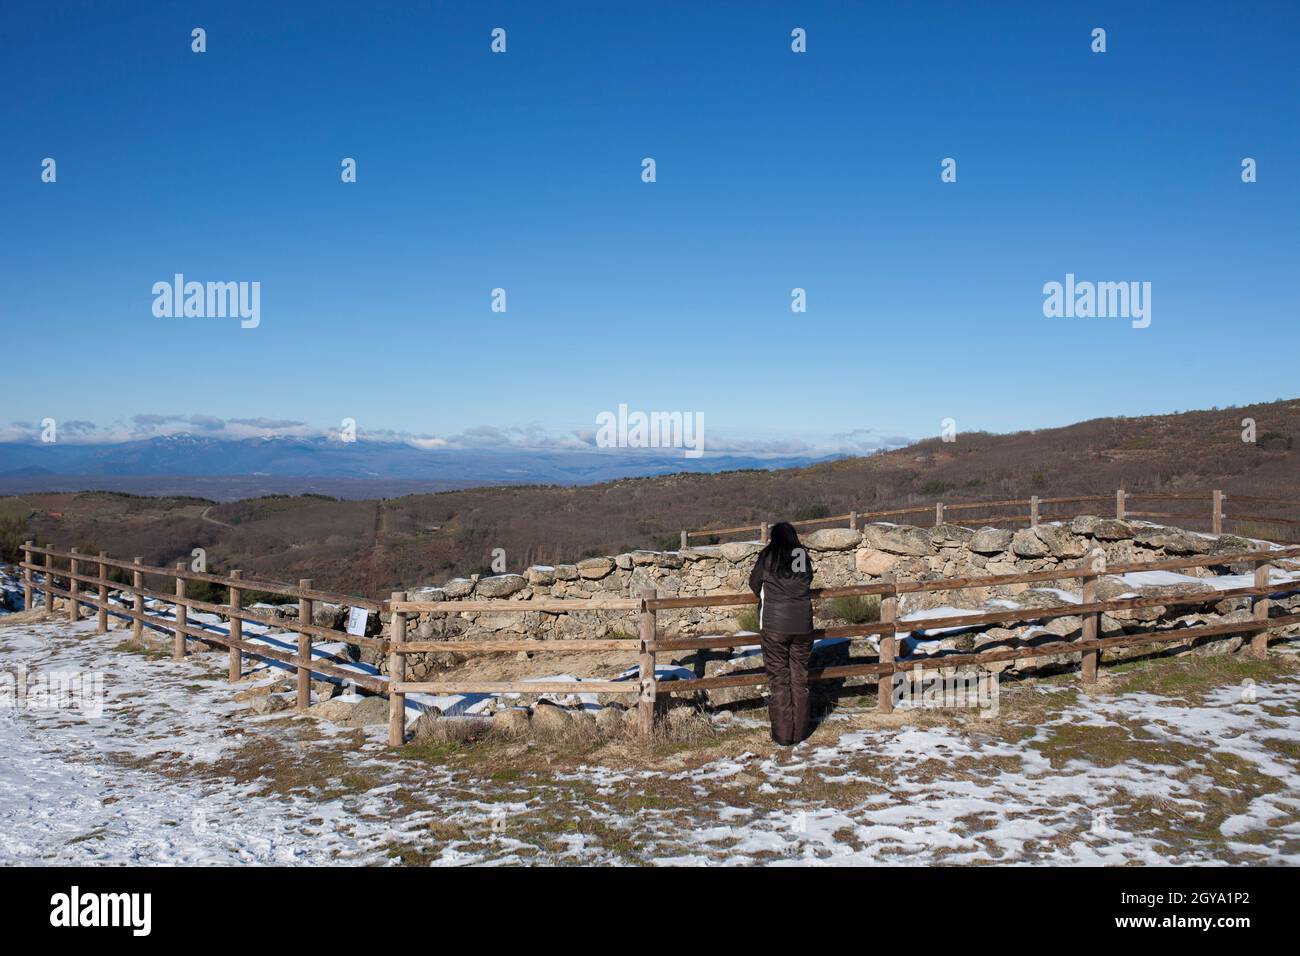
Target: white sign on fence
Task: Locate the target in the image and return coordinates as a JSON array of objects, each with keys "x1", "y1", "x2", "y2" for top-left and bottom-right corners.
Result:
[{"x1": 345, "y1": 606, "x2": 369, "y2": 637}]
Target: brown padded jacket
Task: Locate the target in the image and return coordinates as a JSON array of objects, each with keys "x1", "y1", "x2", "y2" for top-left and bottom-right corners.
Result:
[{"x1": 748, "y1": 556, "x2": 815, "y2": 636}]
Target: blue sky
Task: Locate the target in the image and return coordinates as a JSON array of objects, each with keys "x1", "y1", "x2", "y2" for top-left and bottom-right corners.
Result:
[{"x1": 3, "y1": 1, "x2": 1298, "y2": 454}]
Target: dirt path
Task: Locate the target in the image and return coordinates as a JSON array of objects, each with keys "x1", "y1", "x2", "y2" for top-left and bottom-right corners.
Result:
[{"x1": 199, "y1": 506, "x2": 234, "y2": 530}]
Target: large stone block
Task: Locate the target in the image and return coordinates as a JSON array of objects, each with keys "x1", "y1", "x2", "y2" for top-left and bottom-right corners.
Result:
[
  {"x1": 1134, "y1": 526, "x2": 1211, "y2": 555},
  {"x1": 720, "y1": 541, "x2": 764, "y2": 562},
  {"x1": 928, "y1": 523, "x2": 974, "y2": 548},
  {"x1": 860, "y1": 523, "x2": 935, "y2": 556},
  {"x1": 442, "y1": 577, "x2": 475, "y2": 597},
  {"x1": 525, "y1": 566, "x2": 556, "y2": 586},
  {"x1": 576, "y1": 557, "x2": 615, "y2": 580},
  {"x1": 475, "y1": 573, "x2": 527, "y2": 598},
  {"x1": 1032, "y1": 524, "x2": 1087, "y2": 558},
  {"x1": 1010, "y1": 528, "x2": 1050, "y2": 558},
  {"x1": 803, "y1": 528, "x2": 862, "y2": 551},
  {"x1": 969, "y1": 526, "x2": 1013, "y2": 554}
]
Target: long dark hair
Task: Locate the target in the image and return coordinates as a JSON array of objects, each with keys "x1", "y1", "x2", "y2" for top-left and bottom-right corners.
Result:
[{"x1": 756, "y1": 521, "x2": 811, "y2": 578}]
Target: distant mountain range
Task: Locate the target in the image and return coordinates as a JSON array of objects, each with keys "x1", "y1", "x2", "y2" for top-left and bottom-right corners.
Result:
[
  {"x1": 9, "y1": 398, "x2": 1300, "y2": 595},
  {"x1": 0, "y1": 435, "x2": 838, "y2": 496},
  {"x1": 7, "y1": 398, "x2": 1300, "y2": 594}
]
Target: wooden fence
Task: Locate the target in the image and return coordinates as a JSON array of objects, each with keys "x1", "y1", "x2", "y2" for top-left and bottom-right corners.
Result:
[
  {"x1": 18, "y1": 543, "x2": 388, "y2": 699},
  {"x1": 387, "y1": 543, "x2": 1300, "y2": 743},
  {"x1": 15, "y1": 487, "x2": 1300, "y2": 747},
  {"x1": 680, "y1": 488, "x2": 1300, "y2": 545}
]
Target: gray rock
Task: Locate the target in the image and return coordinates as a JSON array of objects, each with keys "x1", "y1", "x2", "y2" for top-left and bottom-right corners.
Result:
[
  {"x1": 860, "y1": 524, "x2": 935, "y2": 556},
  {"x1": 576, "y1": 557, "x2": 615, "y2": 580},
  {"x1": 680, "y1": 546, "x2": 723, "y2": 561},
  {"x1": 349, "y1": 695, "x2": 390, "y2": 726},
  {"x1": 1041, "y1": 615, "x2": 1082, "y2": 637},
  {"x1": 1010, "y1": 528, "x2": 1050, "y2": 558},
  {"x1": 442, "y1": 577, "x2": 475, "y2": 598},
  {"x1": 1070, "y1": 515, "x2": 1102, "y2": 535},
  {"x1": 803, "y1": 528, "x2": 863, "y2": 551},
  {"x1": 1131, "y1": 577, "x2": 1216, "y2": 599},
  {"x1": 1209, "y1": 534, "x2": 1261, "y2": 555},
  {"x1": 927, "y1": 524, "x2": 974, "y2": 548},
  {"x1": 1189, "y1": 635, "x2": 1244, "y2": 657},
  {"x1": 233, "y1": 679, "x2": 293, "y2": 703},
  {"x1": 476, "y1": 573, "x2": 527, "y2": 598},
  {"x1": 720, "y1": 542, "x2": 765, "y2": 562},
  {"x1": 532, "y1": 702, "x2": 571, "y2": 732},
  {"x1": 1095, "y1": 576, "x2": 1137, "y2": 601},
  {"x1": 1033, "y1": 524, "x2": 1087, "y2": 558},
  {"x1": 311, "y1": 679, "x2": 340, "y2": 702},
  {"x1": 249, "y1": 693, "x2": 292, "y2": 716},
  {"x1": 274, "y1": 604, "x2": 299, "y2": 620},
  {"x1": 493, "y1": 708, "x2": 531, "y2": 736},
  {"x1": 553, "y1": 564, "x2": 579, "y2": 581},
  {"x1": 1134, "y1": 526, "x2": 1211, "y2": 555},
  {"x1": 1093, "y1": 518, "x2": 1136, "y2": 541},
  {"x1": 525, "y1": 566, "x2": 556, "y2": 586},
  {"x1": 1017, "y1": 587, "x2": 1079, "y2": 608},
  {"x1": 855, "y1": 548, "x2": 899, "y2": 575},
  {"x1": 969, "y1": 527, "x2": 1013, "y2": 554},
  {"x1": 309, "y1": 695, "x2": 386, "y2": 727},
  {"x1": 312, "y1": 602, "x2": 344, "y2": 629}
]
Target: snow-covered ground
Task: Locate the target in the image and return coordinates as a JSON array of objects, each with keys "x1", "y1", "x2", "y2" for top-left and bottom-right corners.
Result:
[{"x1": 3, "y1": 614, "x2": 1298, "y2": 865}]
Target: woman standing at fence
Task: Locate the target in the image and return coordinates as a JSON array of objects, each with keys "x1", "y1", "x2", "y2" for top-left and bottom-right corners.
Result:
[{"x1": 748, "y1": 522, "x2": 816, "y2": 746}]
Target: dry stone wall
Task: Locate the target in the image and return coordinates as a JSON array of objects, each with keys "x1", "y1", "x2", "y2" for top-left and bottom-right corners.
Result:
[{"x1": 368, "y1": 516, "x2": 1300, "y2": 683}]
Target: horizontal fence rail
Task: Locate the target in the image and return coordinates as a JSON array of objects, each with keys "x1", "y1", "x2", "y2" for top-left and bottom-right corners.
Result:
[
  {"x1": 19, "y1": 543, "x2": 388, "y2": 698},
  {"x1": 16, "y1": 487, "x2": 1300, "y2": 746},
  {"x1": 381, "y1": 543, "x2": 1300, "y2": 744},
  {"x1": 681, "y1": 488, "x2": 1300, "y2": 545}
]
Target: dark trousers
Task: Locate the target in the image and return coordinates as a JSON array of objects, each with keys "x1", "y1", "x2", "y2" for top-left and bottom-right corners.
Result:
[{"x1": 760, "y1": 630, "x2": 814, "y2": 745}]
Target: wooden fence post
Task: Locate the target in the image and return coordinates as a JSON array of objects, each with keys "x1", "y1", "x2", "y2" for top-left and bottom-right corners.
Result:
[
  {"x1": 1212, "y1": 490, "x2": 1223, "y2": 535},
  {"x1": 638, "y1": 588, "x2": 657, "y2": 734},
  {"x1": 1115, "y1": 489, "x2": 1126, "y2": 520},
  {"x1": 228, "y1": 570, "x2": 243, "y2": 681},
  {"x1": 68, "y1": 548, "x2": 80, "y2": 622},
  {"x1": 388, "y1": 591, "x2": 407, "y2": 746},
  {"x1": 1030, "y1": 496, "x2": 1040, "y2": 528},
  {"x1": 131, "y1": 557, "x2": 144, "y2": 642},
  {"x1": 1252, "y1": 562, "x2": 1272, "y2": 658},
  {"x1": 849, "y1": 511, "x2": 858, "y2": 531},
  {"x1": 96, "y1": 551, "x2": 108, "y2": 633},
  {"x1": 680, "y1": 530, "x2": 688, "y2": 550},
  {"x1": 22, "y1": 541, "x2": 33, "y2": 611},
  {"x1": 173, "y1": 561, "x2": 187, "y2": 660},
  {"x1": 44, "y1": 549, "x2": 54, "y2": 613},
  {"x1": 297, "y1": 579, "x2": 313, "y2": 709},
  {"x1": 759, "y1": 522, "x2": 769, "y2": 543},
  {"x1": 935, "y1": 502, "x2": 944, "y2": 526},
  {"x1": 1079, "y1": 550, "x2": 1105, "y2": 684},
  {"x1": 876, "y1": 574, "x2": 897, "y2": 713}
]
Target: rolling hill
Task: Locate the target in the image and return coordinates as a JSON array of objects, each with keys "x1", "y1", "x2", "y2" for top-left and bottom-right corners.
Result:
[{"x1": 4, "y1": 397, "x2": 1299, "y2": 598}]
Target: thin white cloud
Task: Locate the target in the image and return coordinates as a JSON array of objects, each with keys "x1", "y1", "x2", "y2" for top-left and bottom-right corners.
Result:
[{"x1": 1, "y1": 413, "x2": 916, "y2": 458}]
